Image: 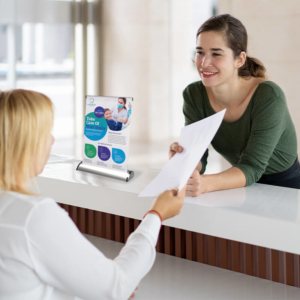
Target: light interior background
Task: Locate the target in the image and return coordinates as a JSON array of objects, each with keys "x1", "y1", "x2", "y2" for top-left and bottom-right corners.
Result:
[{"x1": 0, "y1": 0, "x2": 299, "y2": 174}]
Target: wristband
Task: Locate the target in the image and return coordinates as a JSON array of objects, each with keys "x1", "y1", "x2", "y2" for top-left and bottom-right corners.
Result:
[{"x1": 143, "y1": 210, "x2": 162, "y2": 229}]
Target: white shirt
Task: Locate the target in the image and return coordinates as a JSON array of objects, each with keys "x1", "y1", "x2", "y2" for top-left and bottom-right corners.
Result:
[
  {"x1": 0, "y1": 191, "x2": 161, "y2": 300},
  {"x1": 110, "y1": 106, "x2": 128, "y2": 123}
]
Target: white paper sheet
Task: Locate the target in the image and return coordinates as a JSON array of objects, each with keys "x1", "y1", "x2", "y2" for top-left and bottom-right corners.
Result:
[{"x1": 138, "y1": 109, "x2": 226, "y2": 197}]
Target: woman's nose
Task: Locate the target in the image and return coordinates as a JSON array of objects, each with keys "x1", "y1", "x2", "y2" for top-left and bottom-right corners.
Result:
[{"x1": 201, "y1": 56, "x2": 211, "y2": 68}]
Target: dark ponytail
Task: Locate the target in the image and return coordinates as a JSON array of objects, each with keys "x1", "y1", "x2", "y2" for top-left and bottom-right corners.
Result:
[
  {"x1": 197, "y1": 14, "x2": 267, "y2": 79},
  {"x1": 239, "y1": 56, "x2": 266, "y2": 78}
]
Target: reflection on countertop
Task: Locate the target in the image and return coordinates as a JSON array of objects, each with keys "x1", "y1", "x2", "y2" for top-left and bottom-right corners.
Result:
[{"x1": 187, "y1": 184, "x2": 299, "y2": 223}]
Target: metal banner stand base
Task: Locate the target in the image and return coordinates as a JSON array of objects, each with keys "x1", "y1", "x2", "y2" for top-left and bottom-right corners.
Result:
[{"x1": 76, "y1": 162, "x2": 134, "y2": 182}]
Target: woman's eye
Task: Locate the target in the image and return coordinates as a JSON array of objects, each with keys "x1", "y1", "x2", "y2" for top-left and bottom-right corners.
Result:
[
  {"x1": 196, "y1": 51, "x2": 203, "y2": 55},
  {"x1": 213, "y1": 53, "x2": 221, "y2": 56}
]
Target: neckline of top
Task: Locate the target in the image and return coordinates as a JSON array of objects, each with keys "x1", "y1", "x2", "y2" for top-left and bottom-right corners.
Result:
[{"x1": 201, "y1": 81, "x2": 271, "y2": 125}]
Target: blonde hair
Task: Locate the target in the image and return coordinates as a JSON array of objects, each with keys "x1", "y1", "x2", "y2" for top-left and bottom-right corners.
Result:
[{"x1": 0, "y1": 89, "x2": 54, "y2": 194}]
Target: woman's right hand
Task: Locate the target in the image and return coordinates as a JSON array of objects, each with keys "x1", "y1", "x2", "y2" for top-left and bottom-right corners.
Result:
[
  {"x1": 149, "y1": 185, "x2": 186, "y2": 221},
  {"x1": 169, "y1": 142, "x2": 184, "y2": 160}
]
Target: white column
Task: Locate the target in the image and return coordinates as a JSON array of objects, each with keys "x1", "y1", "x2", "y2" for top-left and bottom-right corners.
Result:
[
  {"x1": 22, "y1": 23, "x2": 33, "y2": 64},
  {"x1": 35, "y1": 23, "x2": 44, "y2": 64},
  {"x1": 7, "y1": 24, "x2": 16, "y2": 89}
]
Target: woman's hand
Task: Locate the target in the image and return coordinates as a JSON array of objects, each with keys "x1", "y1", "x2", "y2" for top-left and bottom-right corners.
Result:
[
  {"x1": 169, "y1": 142, "x2": 184, "y2": 159},
  {"x1": 186, "y1": 169, "x2": 205, "y2": 197},
  {"x1": 150, "y1": 185, "x2": 186, "y2": 221},
  {"x1": 128, "y1": 287, "x2": 138, "y2": 299}
]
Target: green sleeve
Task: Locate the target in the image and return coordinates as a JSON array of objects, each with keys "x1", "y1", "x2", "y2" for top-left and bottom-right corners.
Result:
[
  {"x1": 234, "y1": 86, "x2": 287, "y2": 186},
  {"x1": 182, "y1": 84, "x2": 208, "y2": 174}
]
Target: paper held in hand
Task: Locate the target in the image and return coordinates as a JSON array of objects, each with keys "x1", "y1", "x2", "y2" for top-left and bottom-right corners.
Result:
[{"x1": 138, "y1": 109, "x2": 226, "y2": 197}]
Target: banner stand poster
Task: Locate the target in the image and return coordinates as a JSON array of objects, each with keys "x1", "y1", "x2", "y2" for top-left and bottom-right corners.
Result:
[{"x1": 76, "y1": 95, "x2": 134, "y2": 182}]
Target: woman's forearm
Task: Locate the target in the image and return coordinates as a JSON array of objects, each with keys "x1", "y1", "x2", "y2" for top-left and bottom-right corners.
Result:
[
  {"x1": 202, "y1": 167, "x2": 246, "y2": 193},
  {"x1": 196, "y1": 161, "x2": 203, "y2": 172}
]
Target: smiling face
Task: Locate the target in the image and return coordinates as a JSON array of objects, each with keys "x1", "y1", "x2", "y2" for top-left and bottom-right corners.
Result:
[
  {"x1": 104, "y1": 110, "x2": 112, "y2": 120},
  {"x1": 195, "y1": 31, "x2": 243, "y2": 88}
]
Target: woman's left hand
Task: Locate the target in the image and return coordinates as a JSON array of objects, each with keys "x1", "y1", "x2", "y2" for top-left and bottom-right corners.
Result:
[{"x1": 186, "y1": 169, "x2": 205, "y2": 197}]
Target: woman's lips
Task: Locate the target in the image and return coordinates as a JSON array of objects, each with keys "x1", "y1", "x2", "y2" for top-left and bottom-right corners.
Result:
[{"x1": 201, "y1": 71, "x2": 218, "y2": 78}]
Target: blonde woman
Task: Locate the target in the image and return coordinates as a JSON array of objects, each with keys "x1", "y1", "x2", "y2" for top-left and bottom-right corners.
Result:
[{"x1": 0, "y1": 90, "x2": 186, "y2": 300}]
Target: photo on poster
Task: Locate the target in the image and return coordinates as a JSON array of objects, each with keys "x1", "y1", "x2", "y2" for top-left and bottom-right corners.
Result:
[{"x1": 83, "y1": 96, "x2": 133, "y2": 173}]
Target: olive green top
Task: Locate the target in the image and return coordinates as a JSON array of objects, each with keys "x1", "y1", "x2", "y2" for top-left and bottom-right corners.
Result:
[{"x1": 182, "y1": 81, "x2": 298, "y2": 186}]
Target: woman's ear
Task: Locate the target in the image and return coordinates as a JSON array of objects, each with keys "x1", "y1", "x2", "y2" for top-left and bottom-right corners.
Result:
[{"x1": 236, "y1": 51, "x2": 246, "y2": 69}]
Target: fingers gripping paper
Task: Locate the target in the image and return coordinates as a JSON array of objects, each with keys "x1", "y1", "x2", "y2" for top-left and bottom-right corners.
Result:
[{"x1": 138, "y1": 110, "x2": 226, "y2": 197}]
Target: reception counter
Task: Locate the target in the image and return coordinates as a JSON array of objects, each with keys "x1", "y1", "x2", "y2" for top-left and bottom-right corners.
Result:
[{"x1": 37, "y1": 154, "x2": 300, "y2": 287}]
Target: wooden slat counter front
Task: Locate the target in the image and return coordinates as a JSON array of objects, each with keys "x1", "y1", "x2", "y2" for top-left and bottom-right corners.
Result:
[{"x1": 37, "y1": 155, "x2": 300, "y2": 287}]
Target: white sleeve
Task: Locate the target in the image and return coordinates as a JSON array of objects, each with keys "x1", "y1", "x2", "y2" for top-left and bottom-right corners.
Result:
[{"x1": 25, "y1": 198, "x2": 161, "y2": 300}]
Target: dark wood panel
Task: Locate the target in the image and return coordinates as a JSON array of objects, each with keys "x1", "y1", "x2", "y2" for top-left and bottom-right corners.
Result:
[
  {"x1": 87, "y1": 210, "x2": 94, "y2": 235},
  {"x1": 134, "y1": 219, "x2": 140, "y2": 230},
  {"x1": 265, "y1": 249, "x2": 272, "y2": 280},
  {"x1": 186, "y1": 231, "x2": 193, "y2": 261},
  {"x1": 124, "y1": 217, "x2": 131, "y2": 242},
  {"x1": 164, "y1": 226, "x2": 171, "y2": 255},
  {"x1": 175, "y1": 228, "x2": 181, "y2": 258},
  {"x1": 245, "y1": 244, "x2": 253, "y2": 276},
  {"x1": 196, "y1": 233, "x2": 204, "y2": 263},
  {"x1": 156, "y1": 227, "x2": 164, "y2": 253},
  {"x1": 232, "y1": 241, "x2": 240, "y2": 272},
  {"x1": 105, "y1": 214, "x2": 115, "y2": 241},
  {"x1": 208, "y1": 236, "x2": 216, "y2": 266},
  {"x1": 78, "y1": 208, "x2": 86, "y2": 234},
  {"x1": 286, "y1": 252, "x2": 295, "y2": 286},
  {"x1": 272, "y1": 249, "x2": 280, "y2": 283},
  {"x1": 252, "y1": 246, "x2": 259, "y2": 277},
  {"x1": 239, "y1": 243, "x2": 245, "y2": 274},
  {"x1": 114, "y1": 215, "x2": 123, "y2": 243},
  {"x1": 94, "y1": 211, "x2": 104, "y2": 238},
  {"x1": 59, "y1": 204, "x2": 300, "y2": 288},
  {"x1": 70, "y1": 206, "x2": 78, "y2": 226},
  {"x1": 279, "y1": 251, "x2": 286, "y2": 284},
  {"x1": 203, "y1": 235, "x2": 209, "y2": 264},
  {"x1": 258, "y1": 247, "x2": 266, "y2": 279},
  {"x1": 217, "y1": 238, "x2": 228, "y2": 269}
]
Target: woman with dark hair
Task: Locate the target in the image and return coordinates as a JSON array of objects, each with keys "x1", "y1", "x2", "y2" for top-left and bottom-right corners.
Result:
[
  {"x1": 170, "y1": 14, "x2": 300, "y2": 195},
  {"x1": 111, "y1": 97, "x2": 129, "y2": 125}
]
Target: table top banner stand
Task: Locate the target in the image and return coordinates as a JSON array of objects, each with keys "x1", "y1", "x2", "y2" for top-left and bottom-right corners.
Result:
[
  {"x1": 76, "y1": 95, "x2": 134, "y2": 182},
  {"x1": 76, "y1": 162, "x2": 134, "y2": 182}
]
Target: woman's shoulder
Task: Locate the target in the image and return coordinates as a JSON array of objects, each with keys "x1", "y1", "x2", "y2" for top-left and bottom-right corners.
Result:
[
  {"x1": 183, "y1": 80, "x2": 204, "y2": 95},
  {"x1": 251, "y1": 80, "x2": 288, "y2": 116},
  {"x1": 0, "y1": 191, "x2": 58, "y2": 227},
  {"x1": 183, "y1": 80, "x2": 206, "y2": 105},
  {"x1": 255, "y1": 81, "x2": 286, "y2": 101}
]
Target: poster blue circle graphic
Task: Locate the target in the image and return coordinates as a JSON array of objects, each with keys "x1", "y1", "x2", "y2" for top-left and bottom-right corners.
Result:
[
  {"x1": 84, "y1": 112, "x2": 107, "y2": 141},
  {"x1": 98, "y1": 146, "x2": 111, "y2": 161},
  {"x1": 112, "y1": 148, "x2": 126, "y2": 164},
  {"x1": 94, "y1": 106, "x2": 105, "y2": 118}
]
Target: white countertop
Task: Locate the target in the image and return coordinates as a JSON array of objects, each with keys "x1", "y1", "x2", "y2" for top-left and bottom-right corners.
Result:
[
  {"x1": 85, "y1": 234, "x2": 300, "y2": 300},
  {"x1": 37, "y1": 154, "x2": 300, "y2": 255}
]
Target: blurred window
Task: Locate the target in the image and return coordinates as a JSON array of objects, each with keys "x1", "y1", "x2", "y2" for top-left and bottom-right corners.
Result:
[
  {"x1": 0, "y1": 0, "x2": 75, "y2": 139},
  {"x1": 0, "y1": 25, "x2": 8, "y2": 89}
]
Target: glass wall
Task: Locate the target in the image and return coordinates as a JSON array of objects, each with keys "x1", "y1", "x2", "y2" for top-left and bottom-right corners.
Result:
[
  {"x1": 0, "y1": 25, "x2": 8, "y2": 89},
  {"x1": 0, "y1": 0, "x2": 75, "y2": 139}
]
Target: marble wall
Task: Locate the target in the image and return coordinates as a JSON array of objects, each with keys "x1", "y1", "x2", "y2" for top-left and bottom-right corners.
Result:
[
  {"x1": 100, "y1": 0, "x2": 212, "y2": 142},
  {"x1": 218, "y1": 0, "x2": 300, "y2": 152}
]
